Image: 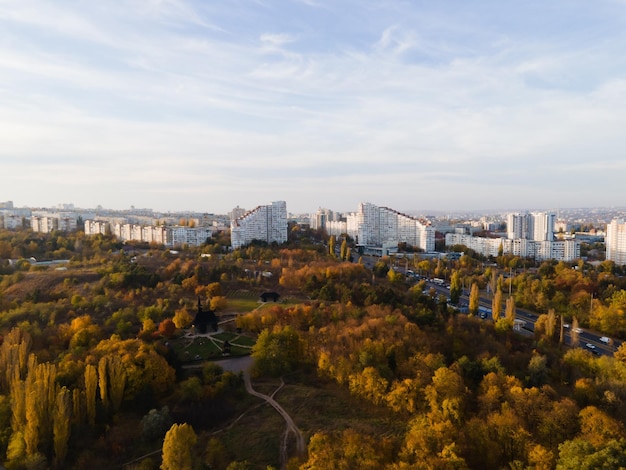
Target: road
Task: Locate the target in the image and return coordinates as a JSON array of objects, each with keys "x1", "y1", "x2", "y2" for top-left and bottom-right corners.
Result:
[{"x1": 388, "y1": 263, "x2": 623, "y2": 357}]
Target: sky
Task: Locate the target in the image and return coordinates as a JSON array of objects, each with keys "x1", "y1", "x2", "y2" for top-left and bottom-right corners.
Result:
[{"x1": 2, "y1": 0, "x2": 626, "y2": 215}]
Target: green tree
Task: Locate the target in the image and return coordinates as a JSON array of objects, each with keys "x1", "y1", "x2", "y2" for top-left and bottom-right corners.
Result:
[
  {"x1": 161, "y1": 423, "x2": 197, "y2": 470},
  {"x1": 251, "y1": 326, "x2": 303, "y2": 377}
]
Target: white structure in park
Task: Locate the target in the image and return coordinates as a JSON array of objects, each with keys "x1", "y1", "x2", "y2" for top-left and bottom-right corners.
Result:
[
  {"x1": 606, "y1": 219, "x2": 626, "y2": 265},
  {"x1": 230, "y1": 201, "x2": 288, "y2": 249}
]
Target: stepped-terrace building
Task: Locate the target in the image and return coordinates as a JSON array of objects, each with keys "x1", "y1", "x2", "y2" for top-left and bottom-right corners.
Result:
[{"x1": 230, "y1": 201, "x2": 288, "y2": 249}]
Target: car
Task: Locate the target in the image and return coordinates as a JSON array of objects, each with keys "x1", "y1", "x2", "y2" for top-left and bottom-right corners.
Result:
[
  {"x1": 563, "y1": 323, "x2": 570, "y2": 329},
  {"x1": 574, "y1": 328, "x2": 583, "y2": 334},
  {"x1": 585, "y1": 343, "x2": 596, "y2": 350},
  {"x1": 600, "y1": 336, "x2": 611, "y2": 344}
]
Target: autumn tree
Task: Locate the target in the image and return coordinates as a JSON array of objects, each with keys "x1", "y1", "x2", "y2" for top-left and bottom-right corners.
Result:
[
  {"x1": 450, "y1": 270, "x2": 462, "y2": 305},
  {"x1": 505, "y1": 296, "x2": 516, "y2": 323},
  {"x1": 251, "y1": 326, "x2": 303, "y2": 377},
  {"x1": 53, "y1": 387, "x2": 71, "y2": 468},
  {"x1": 469, "y1": 283, "x2": 479, "y2": 316},
  {"x1": 492, "y1": 284, "x2": 503, "y2": 321},
  {"x1": 161, "y1": 423, "x2": 197, "y2": 470},
  {"x1": 328, "y1": 235, "x2": 336, "y2": 257},
  {"x1": 84, "y1": 364, "x2": 97, "y2": 427}
]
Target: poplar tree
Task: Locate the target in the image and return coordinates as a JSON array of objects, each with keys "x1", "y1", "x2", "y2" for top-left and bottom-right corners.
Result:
[
  {"x1": 98, "y1": 357, "x2": 109, "y2": 410},
  {"x1": 449, "y1": 270, "x2": 461, "y2": 305},
  {"x1": 161, "y1": 423, "x2": 197, "y2": 470},
  {"x1": 492, "y1": 286, "x2": 503, "y2": 321},
  {"x1": 108, "y1": 356, "x2": 127, "y2": 413},
  {"x1": 505, "y1": 297, "x2": 516, "y2": 323},
  {"x1": 469, "y1": 283, "x2": 479, "y2": 316},
  {"x1": 53, "y1": 387, "x2": 71, "y2": 468},
  {"x1": 84, "y1": 364, "x2": 97, "y2": 426}
]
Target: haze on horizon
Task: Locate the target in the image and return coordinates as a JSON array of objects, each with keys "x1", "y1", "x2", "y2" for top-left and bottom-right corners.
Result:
[{"x1": 1, "y1": 1, "x2": 626, "y2": 215}]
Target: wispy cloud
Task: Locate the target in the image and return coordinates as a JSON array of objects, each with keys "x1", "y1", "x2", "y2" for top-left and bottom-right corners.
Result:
[{"x1": 1, "y1": 0, "x2": 626, "y2": 212}]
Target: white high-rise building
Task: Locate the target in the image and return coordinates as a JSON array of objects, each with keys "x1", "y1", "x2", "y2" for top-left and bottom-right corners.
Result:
[
  {"x1": 230, "y1": 201, "x2": 288, "y2": 249},
  {"x1": 507, "y1": 212, "x2": 555, "y2": 241},
  {"x1": 346, "y1": 202, "x2": 434, "y2": 252},
  {"x1": 507, "y1": 213, "x2": 530, "y2": 240},
  {"x1": 606, "y1": 219, "x2": 626, "y2": 265},
  {"x1": 531, "y1": 212, "x2": 556, "y2": 241},
  {"x1": 311, "y1": 208, "x2": 335, "y2": 231}
]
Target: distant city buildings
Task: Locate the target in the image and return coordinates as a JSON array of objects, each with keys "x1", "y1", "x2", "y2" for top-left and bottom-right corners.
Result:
[
  {"x1": 506, "y1": 212, "x2": 556, "y2": 241},
  {"x1": 606, "y1": 219, "x2": 626, "y2": 265},
  {"x1": 31, "y1": 212, "x2": 78, "y2": 233},
  {"x1": 447, "y1": 211, "x2": 580, "y2": 262},
  {"x1": 83, "y1": 220, "x2": 213, "y2": 248},
  {"x1": 230, "y1": 201, "x2": 288, "y2": 249},
  {"x1": 310, "y1": 208, "x2": 341, "y2": 231},
  {"x1": 335, "y1": 202, "x2": 435, "y2": 253}
]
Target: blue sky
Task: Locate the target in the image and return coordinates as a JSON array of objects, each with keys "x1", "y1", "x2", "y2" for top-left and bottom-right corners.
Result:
[{"x1": 2, "y1": 0, "x2": 626, "y2": 215}]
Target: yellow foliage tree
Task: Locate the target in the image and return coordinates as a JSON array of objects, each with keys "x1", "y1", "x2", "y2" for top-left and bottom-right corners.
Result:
[{"x1": 161, "y1": 423, "x2": 197, "y2": 470}]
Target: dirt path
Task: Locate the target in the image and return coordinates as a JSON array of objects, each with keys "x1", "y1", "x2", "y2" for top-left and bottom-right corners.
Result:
[{"x1": 243, "y1": 371, "x2": 305, "y2": 469}]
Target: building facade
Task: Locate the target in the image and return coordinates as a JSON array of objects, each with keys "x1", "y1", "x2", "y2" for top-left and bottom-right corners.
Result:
[
  {"x1": 345, "y1": 202, "x2": 435, "y2": 252},
  {"x1": 606, "y1": 219, "x2": 626, "y2": 265},
  {"x1": 506, "y1": 212, "x2": 556, "y2": 241},
  {"x1": 445, "y1": 233, "x2": 580, "y2": 262},
  {"x1": 230, "y1": 201, "x2": 288, "y2": 249}
]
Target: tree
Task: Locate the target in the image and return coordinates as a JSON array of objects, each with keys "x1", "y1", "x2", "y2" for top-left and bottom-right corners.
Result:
[
  {"x1": 53, "y1": 387, "x2": 71, "y2": 468},
  {"x1": 158, "y1": 319, "x2": 176, "y2": 338},
  {"x1": 469, "y1": 283, "x2": 479, "y2": 316},
  {"x1": 492, "y1": 285, "x2": 503, "y2": 321},
  {"x1": 161, "y1": 423, "x2": 197, "y2": 470},
  {"x1": 340, "y1": 239, "x2": 347, "y2": 261},
  {"x1": 328, "y1": 235, "x2": 336, "y2": 257},
  {"x1": 84, "y1": 364, "x2": 97, "y2": 427},
  {"x1": 450, "y1": 270, "x2": 461, "y2": 305},
  {"x1": 251, "y1": 326, "x2": 303, "y2": 377},
  {"x1": 505, "y1": 297, "x2": 516, "y2": 323}
]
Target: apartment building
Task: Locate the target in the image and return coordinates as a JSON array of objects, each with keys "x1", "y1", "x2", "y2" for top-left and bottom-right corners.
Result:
[
  {"x1": 345, "y1": 202, "x2": 435, "y2": 252},
  {"x1": 507, "y1": 212, "x2": 556, "y2": 241},
  {"x1": 606, "y1": 219, "x2": 626, "y2": 265},
  {"x1": 230, "y1": 201, "x2": 288, "y2": 249},
  {"x1": 445, "y1": 233, "x2": 580, "y2": 262},
  {"x1": 31, "y1": 212, "x2": 78, "y2": 233},
  {"x1": 84, "y1": 220, "x2": 110, "y2": 236},
  {"x1": 85, "y1": 220, "x2": 211, "y2": 248}
]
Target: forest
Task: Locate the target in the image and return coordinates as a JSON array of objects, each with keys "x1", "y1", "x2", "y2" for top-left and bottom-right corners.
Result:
[{"x1": 0, "y1": 226, "x2": 626, "y2": 469}]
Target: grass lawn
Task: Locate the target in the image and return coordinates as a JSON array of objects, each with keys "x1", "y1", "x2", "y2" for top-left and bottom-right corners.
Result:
[{"x1": 170, "y1": 331, "x2": 255, "y2": 361}]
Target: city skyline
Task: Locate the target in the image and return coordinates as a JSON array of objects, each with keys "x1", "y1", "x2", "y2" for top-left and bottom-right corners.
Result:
[{"x1": 2, "y1": 1, "x2": 626, "y2": 214}]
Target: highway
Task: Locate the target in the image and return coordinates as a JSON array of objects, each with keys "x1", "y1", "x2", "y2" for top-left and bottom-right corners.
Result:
[
  {"x1": 422, "y1": 277, "x2": 622, "y2": 357},
  {"x1": 361, "y1": 255, "x2": 624, "y2": 358}
]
